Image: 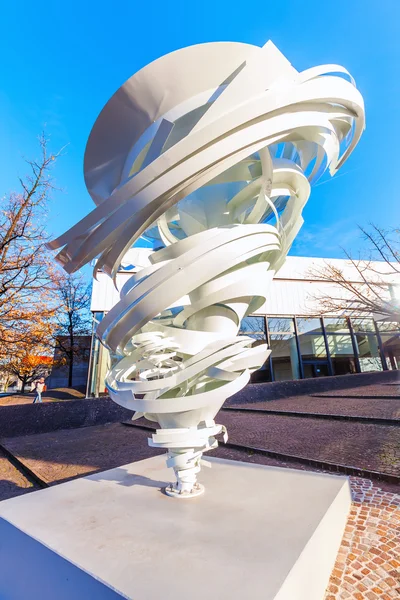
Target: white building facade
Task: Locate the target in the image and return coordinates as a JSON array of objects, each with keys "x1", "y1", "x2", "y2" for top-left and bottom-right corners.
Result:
[{"x1": 87, "y1": 253, "x2": 400, "y2": 396}]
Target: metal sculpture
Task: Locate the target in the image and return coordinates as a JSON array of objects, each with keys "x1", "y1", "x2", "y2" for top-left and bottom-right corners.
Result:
[{"x1": 48, "y1": 40, "x2": 365, "y2": 497}]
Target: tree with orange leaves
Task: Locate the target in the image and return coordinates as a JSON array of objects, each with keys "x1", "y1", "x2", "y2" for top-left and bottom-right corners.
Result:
[
  {"x1": 5, "y1": 352, "x2": 54, "y2": 394},
  {"x1": 0, "y1": 134, "x2": 62, "y2": 361},
  {"x1": 0, "y1": 135, "x2": 94, "y2": 392},
  {"x1": 1, "y1": 318, "x2": 59, "y2": 393}
]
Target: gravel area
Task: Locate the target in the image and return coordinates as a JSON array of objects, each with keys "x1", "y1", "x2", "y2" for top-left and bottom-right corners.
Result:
[
  {"x1": 231, "y1": 396, "x2": 400, "y2": 420},
  {"x1": 0, "y1": 448, "x2": 40, "y2": 501},
  {"x1": 217, "y1": 412, "x2": 400, "y2": 476}
]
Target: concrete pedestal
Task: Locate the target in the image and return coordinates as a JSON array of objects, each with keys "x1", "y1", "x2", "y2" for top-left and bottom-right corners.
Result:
[{"x1": 0, "y1": 456, "x2": 351, "y2": 600}]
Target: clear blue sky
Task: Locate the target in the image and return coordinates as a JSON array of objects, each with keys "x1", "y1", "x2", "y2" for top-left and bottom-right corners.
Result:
[{"x1": 1, "y1": 0, "x2": 399, "y2": 261}]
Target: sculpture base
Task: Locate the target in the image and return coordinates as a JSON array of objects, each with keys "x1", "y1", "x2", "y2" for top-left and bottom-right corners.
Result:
[
  {"x1": 0, "y1": 455, "x2": 351, "y2": 600},
  {"x1": 164, "y1": 482, "x2": 205, "y2": 498}
]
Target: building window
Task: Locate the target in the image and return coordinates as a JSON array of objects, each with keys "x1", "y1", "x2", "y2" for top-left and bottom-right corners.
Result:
[
  {"x1": 239, "y1": 316, "x2": 267, "y2": 345},
  {"x1": 323, "y1": 317, "x2": 357, "y2": 376},
  {"x1": 239, "y1": 316, "x2": 271, "y2": 382},
  {"x1": 267, "y1": 318, "x2": 301, "y2": 381},
  {"x1": 87, "y1": 312, "x2": 111, "y2": 397},
  {"x1": 295, "y1": 317, "x2": 330, "y2": 378},
  {"x1": 376, "y1": 321, "x2": 400, "y2": 370},
  {"x1": 350, "y1": 318, "x2": 383, "y2": 373}
]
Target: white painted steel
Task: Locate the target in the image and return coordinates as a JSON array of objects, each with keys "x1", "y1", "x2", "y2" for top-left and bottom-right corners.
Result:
[{"x1": 48, "y1": 40, "x2": 364, "y2": 495}]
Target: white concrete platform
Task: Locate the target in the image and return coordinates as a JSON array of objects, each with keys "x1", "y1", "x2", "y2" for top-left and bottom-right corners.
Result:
[{"x1": 0, "y1": 456, "x2": 351, "y2": 600}]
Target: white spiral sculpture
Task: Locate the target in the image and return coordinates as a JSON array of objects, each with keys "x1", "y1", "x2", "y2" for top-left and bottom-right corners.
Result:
[{"x1": 49, "y1": 40, "x2": 365, "y2": 497}]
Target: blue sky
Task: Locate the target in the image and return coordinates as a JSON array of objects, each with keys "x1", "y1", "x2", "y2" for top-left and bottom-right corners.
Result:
[{"x1": 1, "y1": 0, "x2": 399, "y2": 263}]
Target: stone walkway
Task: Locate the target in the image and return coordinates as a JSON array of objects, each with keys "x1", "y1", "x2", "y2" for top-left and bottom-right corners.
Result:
[{"x1": 324, "y1": 478, "x2": 400, "y2": 600}]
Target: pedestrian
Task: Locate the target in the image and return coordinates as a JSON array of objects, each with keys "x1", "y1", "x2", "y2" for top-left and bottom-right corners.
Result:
[{"x1": 33, "y1": 378, "x2": 45, "y2": 404}]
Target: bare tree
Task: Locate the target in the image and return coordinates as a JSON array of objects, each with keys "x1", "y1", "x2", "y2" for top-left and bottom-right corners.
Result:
[
  {"x1": 309, "y1": 225, "x2": 400, "y2": 322},
  {"x1": 0, "y1": 134, "x2": 62, "y2": 357},
  {"x1": 53, "y1": 273, "x2": 92, "y2": 387}
]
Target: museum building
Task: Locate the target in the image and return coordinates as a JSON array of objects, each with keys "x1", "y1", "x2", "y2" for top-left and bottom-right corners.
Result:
[{"x1": 87, "y1": 252, "x2": 400, "y2": 397}]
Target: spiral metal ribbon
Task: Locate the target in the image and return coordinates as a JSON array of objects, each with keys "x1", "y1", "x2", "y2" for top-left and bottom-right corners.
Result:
[{"x1": 48, "y1": 41, "x2": 365, "y2": 496}]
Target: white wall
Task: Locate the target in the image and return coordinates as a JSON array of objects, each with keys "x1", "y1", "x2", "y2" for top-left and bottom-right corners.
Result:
[{"x1": 91, "y1": 255, "x2": 400, "y2": 317}]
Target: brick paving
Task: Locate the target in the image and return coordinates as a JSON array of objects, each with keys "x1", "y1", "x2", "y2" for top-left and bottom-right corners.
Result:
[
  {"x1": 230, "y1": 395, "x2": 400, "y2": 420},
  {"x1": 324, "y1": 478, "x2": 400, "y2": 600},
  {"x1": 217, "y1": 412, "x2": 400, "y2": 476},
  {"x1": 0, "y1": 448, "x2": 39, "y2": 501},
  {"x1": 6, "y1": 412, "x2": 399, "y2": 480},
  {"x1": 313, "y1": 383, "x2": 400, "y2": 398},
  {"x1": 1, "y1": 423, "x2": 163, "y2": 485}
]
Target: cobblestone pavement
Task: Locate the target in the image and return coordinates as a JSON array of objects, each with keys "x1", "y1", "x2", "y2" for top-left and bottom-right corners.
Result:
[
  {"x1": 231, "y1": 395, "x2": 400, "y2": 420},
  {"x1": 324, "y1": 478, "x2": 400, "y2": 600},
  {"x1": 217, "y1": 411, "x2": 400, "y2": 476}
]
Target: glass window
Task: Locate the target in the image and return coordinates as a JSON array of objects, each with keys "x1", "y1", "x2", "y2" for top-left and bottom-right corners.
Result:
[
  {"x1": 298, "y1": 332, "x2": 327, "y2": 359},
  {"x1": 327, "y1": 334, "x2": 357, "y2": 375},
  {"x1": 239, "y1": 316, "x2": 266, "y2": 343},
  {"x1": 323, "y1": 317, "x2": 350, "y2": 333},
  {"x1": 380, "y1": 334, "x2": 400, "y2": 370},
  {"x1": 296, "y1": 317, "x2": 328, "y2": 378},
  {"x1": 355, "y1": 333, "x2": 383, "y2": 372},
  {"x1": 302, "y1": 363, "x2": 330, "y2": 378},
  {"x1": 267, "y1": 317, "x2": 295, "y2": 334},
  {"x1": 376, "y1": 321, "x2": 400, "y2": 333},
  {"x1": 239, "y1": 316, "x2": 270, "y2": 382},
  {"x1": 296, "y1": 317, "x2": 323, "y2": 334},
  {"x1": 351, "y1": 318, "x2": 376, "y2": 333},
  {"x1": 269, "y1": 333, "x2": 301, "y2": 381}
]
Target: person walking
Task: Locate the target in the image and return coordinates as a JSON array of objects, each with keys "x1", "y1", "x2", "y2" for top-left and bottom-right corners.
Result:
[{"x1": 33, "y1": 378, "x2": 45, "y2": 404}]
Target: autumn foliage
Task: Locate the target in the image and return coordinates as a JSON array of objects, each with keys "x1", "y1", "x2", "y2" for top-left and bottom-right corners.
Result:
[{"x1": 0, "y1": 135, "x2": 92, "y2": 392}]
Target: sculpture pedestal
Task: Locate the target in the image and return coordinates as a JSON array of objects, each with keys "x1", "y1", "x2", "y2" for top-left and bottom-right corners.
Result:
[{"x1": 0, "y1": 455, "x2": 350, "y2": 600}]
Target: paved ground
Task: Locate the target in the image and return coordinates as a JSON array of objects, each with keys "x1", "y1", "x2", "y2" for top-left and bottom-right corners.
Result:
[
  {"x1": 324, "y1": 478, "x2": 400, "y2": 600},
  {"x1": 219, "y1": 412, "x2": 400, "y2": 475},
  {"x1": 0, "y1": 431, "x2": 398, "y2": 600},
  {"x1": 2, "y1": 416, "x2": 399, "y2": 490},
  {"x1": 0, "y1": 387, "x2": 85, "y2": 406},
  {"x1": 0, "y1": 448, "x2": 39, "y2": 501},
  {"x1": 1, "y1": 424, "x2": 328, "y2": 494},
  {"x1": 127, "y1": 413, "x2": 400, "y2": 477},
  {"x1": 0, "y1": 376, "x2": 399, "y2": 598},
  {"x1": 312, "y1": 383, "x2": 400, "y2": 398},
  {"x1": 1, "y1": 424, "x2": 163, "y2": 487},
  {"x1": 233, "y1": 396, "x2": 400, "y2": 420}
]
